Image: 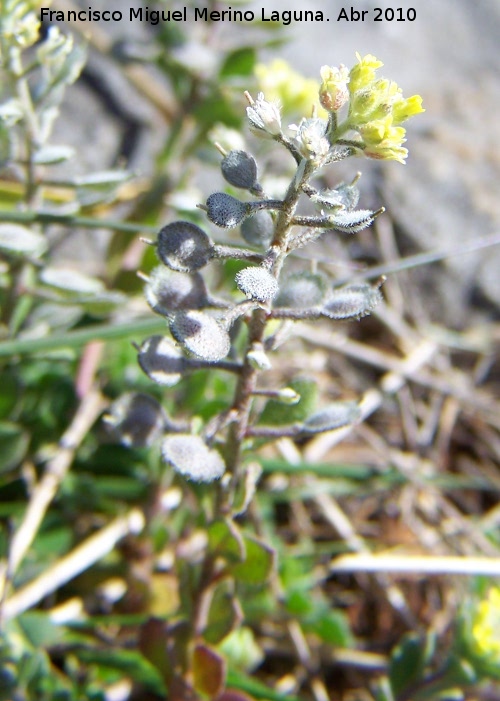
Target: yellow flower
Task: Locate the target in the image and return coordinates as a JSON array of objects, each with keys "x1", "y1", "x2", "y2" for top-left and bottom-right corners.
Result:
[
  {"x1": 471, "y1": 587, "x2": 500, "y2": 659},
  {"x1": 392, "y1": 94, "x2": 425, "y2": 124},
  {"x1": 319, "y1": 64, "x2": 349, "y2": 112},
  {"x1": 254, "y1": 59, "x2": 325, "y2": 117},
  {"x1": 348, "y1": 53, "x2": 384, "y2": 93}
]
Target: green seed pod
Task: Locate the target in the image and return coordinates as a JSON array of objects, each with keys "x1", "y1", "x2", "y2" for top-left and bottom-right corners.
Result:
[
  {"x1": 241, "y1": 210, "x2": 274, "y2": 248},
  {"x1": 322, "y1": 284, "x2": 382, "y2": 320},
  {"x1": 206, "y1": 193, "x2": 250, "y2": 229},
  {"x1": 170, "y1": 310, "x2": 231, "y2": 361},
  {"x1": 104, "y1": 392, "x2": 166, "y2": 447},
  {"x1": 275, "y1": 271, "x2": 327, "y2": 308},
  {"x1": 235, "y1": 266, "x2": 279, "y2": 303},
  {"x1": 161, "y1": 434, "x2": 226, "y2": 482},
  {"x1": 137, "y1": 335, "x2": 186, "y2": 386},
  {"x1": 157, "y1": 221, "x2": 214, "y2": 272},
  {"x1": 303, "y1": 401, "x2": 360, "y2": 434},
  {"x1": 144, "y1": 266, "x2": 208, "y2": 315},
  {"x1": 221, "y1": 150, "x2": 258, "y2": 190}
]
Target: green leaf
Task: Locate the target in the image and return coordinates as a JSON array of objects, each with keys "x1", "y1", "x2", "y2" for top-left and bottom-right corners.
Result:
[
  {"x1": 192, "y1": 643, "x2": 226, "y2": 697},
  {"x1": 0, "y1": 224, "x2": 47, "y2": 257},
  {"x1": 208, "y1": 518, "x2": 245, "y2": 563},
  {"x1": 309, "y1": 609, "x2": 353, "y2": 647},
  {"x1": 219, "y1": 47, "x2": 256, "y2": 78},
  {"x1": 258, "y1": 377, "x2": 318, "y2": 426},
  {"x1": 138, "y1": 618, "x2": 173, "y2": 685},
  {"x1": 0, "y1": 422, "x2": 29, "y2": 473},
  {"x1": 231, "y1": 534, "x2": 275, "y2": 585},
  {"x1": 203, "y1": 582, "x2": 242, "y2": 645},
  {"x1": 16, "y1": 611, "x2": 63, "y2": 648},
  {"x1": 76, "y1": 647, "x2": 167, "y2": 694},
  {"x1": 389, "y1": 634, "x2": 426, "y2": 698}
]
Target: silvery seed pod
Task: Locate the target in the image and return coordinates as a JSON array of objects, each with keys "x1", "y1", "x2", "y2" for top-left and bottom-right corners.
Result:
[
  {"x1": 240, "y1": 210, "x2": 274, "y2": 248},
  {"x1": 303, "y1": 401, "x2": 360, "y2": 434},
  {"x1": 328, "y1": 208, "x2": 380, "y2": 234},
  {"x1": 161, "y1": 434, "x2": 226, "y2": 482},
  {"x1": 144, "y1": 266, "x2": 208, "y2": 315},
  {"x1": 169, "y1": 310, "x2": 231, "y2": 362},
  {"x1": 205, "y1": 192, "x2": 250, "y2": 229},
  {"x1": 104, "y1": 392, "x2": 167, "y2": 447},
  {"x1": 235, "y1": 266, "x2": 279, "y2": 303},
  {"x1": 275, "y1": 271, "x2": 327, "y2": 309},
  {"x1": 156, "y1": 221, "x2": 214, "y2": 272},
  {"x1": 137, "y1": 335, "x2": 186, "y2": 386},
  {"x1": 321, "y1": 284, "x2": 382, "y2": 320},
  {"x1": 221, "y1": 150, "x2": 258, "y2": 190}
]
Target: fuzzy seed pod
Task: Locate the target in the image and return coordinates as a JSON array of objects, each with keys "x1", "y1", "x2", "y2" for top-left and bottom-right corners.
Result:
[
  {"x1": 205, "y1": 193, "x2": 250, "y2": 229},
  {"x1": 322, "y1": 284, "x2": 382, "y2": 320},
  {"x1": 303, "y1": 401, "x2": 360, "y2": 434},
  {"x1": 275, "y1": 271, "x2": 327, "y2": 309},
  {"x1": 221, "y1": 150, "x2": 258, "y2": 190},
  {"x1": 104, "y1": 392, "x2": 167, "y2": 447},
  {"x1": 161, "y1": 434, "x2": 226, "y2": 483},
  {"x1": 156, "y1": 221, "x2": 214, "y2": 272},
  {"x1": 235, "y1": 266, "x2": 279, "y2": 303},
  {"x1": 144, "y1": 266, "x2": 208, "y2": 315},
  {"x1": 240, "y1": 210, "x2": 274, "y2": 248},
  {"x1": 137, "y1": 335, "x2": 186, "y2": 386},
  {"x1": 328, "y1": 208, "x2": 379, "y2": 234},
  {"x1": 312, "y1": 180, "x2": 360, "y2": 212},
  {"x1": 169, "y1": 310, "x2": 231, "y2": 362}
]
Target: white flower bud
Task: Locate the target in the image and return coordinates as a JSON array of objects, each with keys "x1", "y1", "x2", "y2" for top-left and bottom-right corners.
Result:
[
  {"x1": 289, "y1": 118, "x2": 330, "y2": 163},
  {"x1": 247, "y1": 342, "x2": 272, "y2": 370},
  {"x1": 246, "y1": 92, "x2": 282, "y2": 138}
]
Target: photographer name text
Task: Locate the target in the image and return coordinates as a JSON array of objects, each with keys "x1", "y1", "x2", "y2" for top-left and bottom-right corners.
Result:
[{"x1": 40, "y1": 6, "x2": 417, "y2": 26}]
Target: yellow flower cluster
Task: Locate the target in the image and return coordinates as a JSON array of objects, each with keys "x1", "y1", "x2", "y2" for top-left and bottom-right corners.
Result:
[
  {"x1": 254, "y1": 59, "x2": 326, "y2": 118},
  {"x1": 471, "y1": 587, "x2": 500, "y2": 660},
  {"x1": 346, "y1": 53, "x2": 424, "y2": 163},
  {"x1": 0, "y1": 0, "x2": 42, "y2": 54}
]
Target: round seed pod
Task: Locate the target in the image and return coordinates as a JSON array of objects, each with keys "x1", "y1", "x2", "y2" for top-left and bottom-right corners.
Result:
[
  {"x1": 275, "y1": 271, "x2": 327, "y2": 309},
  {"x1": 221, "y1": 150, "x2": 258, "y2": 190},
  {"x1": 322, "y1": 284, "x2": 382, "y2": 320},
  {"x1": 303, "y1": 401, "x2": 360, "y2": 434},
  {"x1": 104, "y1": 392, "x2": 166, "y2": 447},
  {"x1": 161, "y1": 434, "x2": 226, "y2": 483},
  {"x1": 235, "y1": 266, "x2": 279, "y2": 303},
  {"x1": 144, "y1": 266, "x2": 208, "y2": 315},
  {"x1": 170, "y1": 310, "x2": 231, "y2": 362},
  {"x1": 137, "y1": 335, "x2": 186, "y2": 386},
  {"x1": 205, "y1": 193, "x2": 250, "y2": 229},
  {"x1": 240, "y1": 210, "x2": 274, "y2": 248},
  {"x1": 156, "y1": 221, "x2": 214, "y2": 272}
]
